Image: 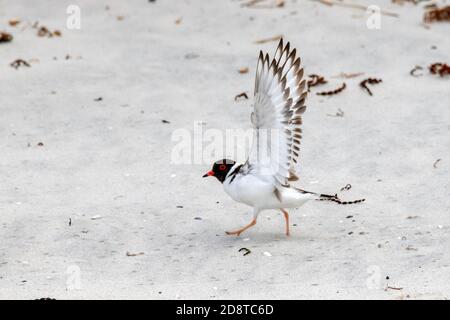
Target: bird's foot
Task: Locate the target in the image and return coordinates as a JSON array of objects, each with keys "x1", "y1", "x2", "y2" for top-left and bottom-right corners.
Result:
[
  {"x1": 225, "y1": 219, "x2": 257, "y2": 237},
  {"x1": 225, "y1": 230, "x2": 242, "y2": 236}
]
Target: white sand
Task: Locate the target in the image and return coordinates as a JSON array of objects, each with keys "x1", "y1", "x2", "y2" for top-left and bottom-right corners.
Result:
[{"x1": 0, "y1": 0, "x2": 449, "y2": 299}]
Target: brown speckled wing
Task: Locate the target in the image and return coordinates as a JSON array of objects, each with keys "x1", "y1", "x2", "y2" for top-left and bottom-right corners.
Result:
[{"x1": 247, "y1": 39, "x2": 307, "y2": 186}]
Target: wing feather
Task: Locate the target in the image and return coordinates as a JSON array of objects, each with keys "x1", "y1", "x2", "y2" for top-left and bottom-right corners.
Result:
[{"x1": 246, "y1": 39, "x2": 308, "y2": 186}]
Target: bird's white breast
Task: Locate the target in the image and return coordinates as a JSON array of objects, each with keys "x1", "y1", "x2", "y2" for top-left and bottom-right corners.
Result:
[
  {"x1": 223, "y1": 166, "x2": 314, "y2": 209},
  {"x1": 223, "y1": 169, "x2": 274, "y2": 208}
]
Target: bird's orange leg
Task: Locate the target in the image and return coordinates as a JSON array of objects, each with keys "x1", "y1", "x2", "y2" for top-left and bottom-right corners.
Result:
[
  {"x1": 280, "y1": 209, "x2": 290, "y2": 236},
  {"x1": 225, "y1": 218, "x2": 257, "y2": 236}
]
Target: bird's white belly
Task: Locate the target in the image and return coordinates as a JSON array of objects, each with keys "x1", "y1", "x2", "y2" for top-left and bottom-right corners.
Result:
[
  {"x1": 223, "y1": 174, "x2": 273, "y2": 207},
  {"x1": 223, "y1": 174, "x2": 314, "y2": 209}
]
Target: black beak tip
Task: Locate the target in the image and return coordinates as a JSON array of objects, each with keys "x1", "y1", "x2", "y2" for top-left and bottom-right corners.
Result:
[{"x1": 203, "y1": 170, "x2": 214, "y2": 178}]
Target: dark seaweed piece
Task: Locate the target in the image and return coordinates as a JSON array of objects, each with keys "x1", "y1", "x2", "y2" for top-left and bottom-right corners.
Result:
[
  {"x1": 10, "y1": 59, "x2": 31, "y2": 69},
  {"x1": 424, "y1": 5, "x2": 450, "y2": 23},
  {"x1": 429, "y1": 63, "x2": 450, "y2": 77},
  {"x1": 238, "y1": 248, "x2": 251, "y2": 256},
  {"x1": 0, "y1": 32, "x2": 13, "y2": 43},
  {"x1": 410, "y1": 65, "x2": 423, "y2": 77},
  {"x1": 307, "y1": 74, "x2": 327, "y2": 90},
  {"x1": 316, "y1": 82, "x2": 346, "y2": 96},
  {"x1": 234, "y1": 92, "x2": 249, "y2": 101},
  {"x1": 360, "y1": 78, "x2": 382, "y2": 96}
]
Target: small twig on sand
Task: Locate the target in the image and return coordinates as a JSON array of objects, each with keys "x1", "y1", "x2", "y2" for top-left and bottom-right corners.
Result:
[
  {"x1": 242, "y1": 0, "x2": 285, "y2": 8},
  {"x1": 241, "y1": 0, "x2": 266, "y2": 7},
  {"x1": 332, "y1": 72, "x2": 364, "y2": 79},
  {"x1": 318, "y1": 0, "x2": 333, "y2": 6},
  {"x1": 126, "y1": 251, "x2": 144, "y2": 257},
  {"x1": 385, "y1": 286, "x2": 403, "y2": 291},
  {"x1": 316, "y1": 0, "x2": 399, "y2": 18},
  {"x1": 254, "y1": 34, "x2": 283, "y2": 44}
]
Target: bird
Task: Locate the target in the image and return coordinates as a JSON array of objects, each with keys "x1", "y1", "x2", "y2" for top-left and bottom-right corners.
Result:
[{"x1": 203, "y1": 39, "x2": 365, "y2": 236}]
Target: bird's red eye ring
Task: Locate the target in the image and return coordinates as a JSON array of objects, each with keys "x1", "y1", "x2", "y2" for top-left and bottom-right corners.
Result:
[{"x1": 219, "y1": 164, "x2": 226, "y2": 171}]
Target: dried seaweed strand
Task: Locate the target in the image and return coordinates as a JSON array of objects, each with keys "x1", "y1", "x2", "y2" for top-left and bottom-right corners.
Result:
[
  {"x1": 360, "y1": 78, "x2": 382, "y2": 96},
  {"x1": 424, "y1": 5, "x2": 450, "y2": 23},
  {"x1": 429, "y1": 63, "x2": 450, "y2": 77},
  {"x1": 340, "y1": 184, "x2": 352, "y2": 192},
  {"x1": 235, "y1": 92, "x2": 249, "y2": 101},
  {"x1": 10, "y1": 59, "x2": 31, "y2": 69},
  {"x1": 316, "y1": 82, "x2": 346, "y2": 96},
  {"x1": 307, "y1": 74, "x2": 328, "y2": 89}
]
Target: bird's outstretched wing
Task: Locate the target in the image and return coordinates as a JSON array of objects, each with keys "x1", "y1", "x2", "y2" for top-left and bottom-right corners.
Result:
[{"x1": 245, "y1": 39, "x2": 307, "y2": 187}]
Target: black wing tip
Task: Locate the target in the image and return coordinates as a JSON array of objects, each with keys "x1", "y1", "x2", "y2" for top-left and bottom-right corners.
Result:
[{"x1": 277, "y1": 38, "x2": 284, "y2": 49}]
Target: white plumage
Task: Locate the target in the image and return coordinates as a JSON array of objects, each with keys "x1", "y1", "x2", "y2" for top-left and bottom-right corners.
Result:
[{"x1": 203, "y1": 39, "x2": 365, "y2": 236}]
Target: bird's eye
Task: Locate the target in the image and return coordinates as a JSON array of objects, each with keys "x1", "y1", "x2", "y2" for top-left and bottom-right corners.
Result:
[{"x1": 219, "y1": 164, "x2": 226, "y2": 170}]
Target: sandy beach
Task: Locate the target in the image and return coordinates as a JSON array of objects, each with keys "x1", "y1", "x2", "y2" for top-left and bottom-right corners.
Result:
[{"x1": 0, "y1": 0, "x2": 449, "y2": 299}]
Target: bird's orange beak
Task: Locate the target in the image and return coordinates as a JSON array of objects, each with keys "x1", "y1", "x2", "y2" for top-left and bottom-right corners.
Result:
[{"x1": 202, "y1": 170, "x2": 214, "y2": 178}]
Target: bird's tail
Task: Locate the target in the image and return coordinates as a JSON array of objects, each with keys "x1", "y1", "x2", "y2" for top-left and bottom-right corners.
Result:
[
  {"x1": 294, "y1": 187, "x2": 365, "y2": 205},
  {"x1": 316, "y1": 193, "x2": 365, "y2": 205}
]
